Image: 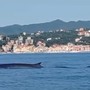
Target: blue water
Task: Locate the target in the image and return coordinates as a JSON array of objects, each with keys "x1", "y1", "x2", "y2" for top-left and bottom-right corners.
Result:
[{"x1": 0, "y1": 53, "x2": 90, "y2": 90}]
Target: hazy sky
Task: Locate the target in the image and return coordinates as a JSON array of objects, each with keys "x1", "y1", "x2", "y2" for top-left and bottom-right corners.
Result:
[{"x1": 0, "y1": 0, "x2": 90, "y2": 27}]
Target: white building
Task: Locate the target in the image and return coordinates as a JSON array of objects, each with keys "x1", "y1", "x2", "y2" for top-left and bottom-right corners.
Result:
[
  {"x1": 18, "y1": 36, "x2": 23, "y2": 44},
  {"x1": 25, "y1": 37, "x2": 33, "y2": 45}
]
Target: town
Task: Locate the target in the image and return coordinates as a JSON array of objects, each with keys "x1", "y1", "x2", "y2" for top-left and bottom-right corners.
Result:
[{"x1": 0, "y1": 28, "x2": 90, "y2": 53}]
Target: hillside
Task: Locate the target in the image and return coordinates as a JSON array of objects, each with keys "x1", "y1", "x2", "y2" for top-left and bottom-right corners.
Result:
[{"x1": 0, "y1": 19, "x2": 90, "y2": 35}]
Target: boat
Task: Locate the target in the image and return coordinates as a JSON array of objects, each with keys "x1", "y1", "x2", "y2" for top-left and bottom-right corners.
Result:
[{"x1": 0, "y1": 62, "x2": 43, "y2": 69}]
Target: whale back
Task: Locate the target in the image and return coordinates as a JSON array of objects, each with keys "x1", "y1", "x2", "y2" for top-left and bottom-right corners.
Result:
[{"x1": 0, "y1": 62, "x2": 43, "y2": 69}]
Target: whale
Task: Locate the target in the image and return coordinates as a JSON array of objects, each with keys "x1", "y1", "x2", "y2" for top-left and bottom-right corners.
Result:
[
  {"x1": 86, "y1": 66, "x2": 90, "y2": 68},
  {"x1": 0, "y1": 62, "x2": 43, "y2": 69}
]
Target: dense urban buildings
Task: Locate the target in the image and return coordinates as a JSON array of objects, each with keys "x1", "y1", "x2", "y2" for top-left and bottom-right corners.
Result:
[{"x1": 0, "y1": 28, "x2": 90, "y2": 53}]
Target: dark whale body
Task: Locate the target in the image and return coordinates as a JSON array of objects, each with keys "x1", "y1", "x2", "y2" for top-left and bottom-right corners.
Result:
[
  {"x1": 86, "y1": 66, "x2": 90, "y2": 68},
  {"x1": 0, "y1": 62, "x2": 43, "y2": 69}
]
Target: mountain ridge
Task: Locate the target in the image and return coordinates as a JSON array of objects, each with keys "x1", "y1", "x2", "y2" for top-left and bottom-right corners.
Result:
[{"x1": 0, "y1": 19, "x2": 90, "y2": 35}]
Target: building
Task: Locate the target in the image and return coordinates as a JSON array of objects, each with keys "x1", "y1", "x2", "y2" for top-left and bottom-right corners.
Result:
[
  {"x1": 25, "y1": 37, "x2": 33, "y2": 45},
  {"x1": 18, "y1": 36, "x2": 23, "y2": 44}
]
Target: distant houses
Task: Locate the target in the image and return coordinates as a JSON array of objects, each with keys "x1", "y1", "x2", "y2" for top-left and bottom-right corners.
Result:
[{"x1": 0, "y1": 28, "x2": 90, "y2": 53}]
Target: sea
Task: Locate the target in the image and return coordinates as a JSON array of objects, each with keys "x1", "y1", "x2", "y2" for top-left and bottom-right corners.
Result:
[{"x1": 0, "y1": 53, "x2": 90, "y2": 90}]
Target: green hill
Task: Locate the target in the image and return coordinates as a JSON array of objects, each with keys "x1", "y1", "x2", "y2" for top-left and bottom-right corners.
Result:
[{"x1": 0, "y1": 19, "x2": 90, "y2": 35}]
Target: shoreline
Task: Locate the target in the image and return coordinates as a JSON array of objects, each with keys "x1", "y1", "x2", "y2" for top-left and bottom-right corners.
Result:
[{"x1": 0, "y1": 51, "x2": 90, "y2": 54}]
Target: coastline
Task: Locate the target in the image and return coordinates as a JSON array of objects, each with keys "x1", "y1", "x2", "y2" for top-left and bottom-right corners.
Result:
[{"x1": 0, "y1": 50, "x2": 90, "y2": 54}]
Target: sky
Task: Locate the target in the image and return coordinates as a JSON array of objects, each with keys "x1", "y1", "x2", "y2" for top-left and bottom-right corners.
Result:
[{"x1": 0, "y1": 0, "x2": 90, "y2": 27}]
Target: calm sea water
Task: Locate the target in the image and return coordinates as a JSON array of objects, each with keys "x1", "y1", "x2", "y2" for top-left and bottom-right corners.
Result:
[{"x1": 0, "y1": 53, "x2": 90, "y2": 90}]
